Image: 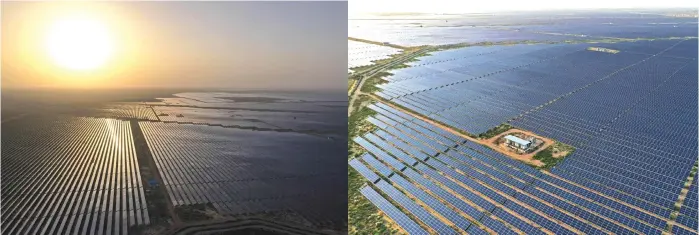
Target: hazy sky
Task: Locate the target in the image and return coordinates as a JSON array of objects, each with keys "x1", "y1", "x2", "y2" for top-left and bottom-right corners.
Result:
[
  {"x1": 2, "y1": 1, "x2": 347, "y2": 90},
  {"x1": 349, "y1": 0, "x2": 698, "y2": 15}
]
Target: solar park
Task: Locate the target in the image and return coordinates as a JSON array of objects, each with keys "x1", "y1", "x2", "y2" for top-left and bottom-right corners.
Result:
[
  {"x1": 2, "y1": 117, "x2": 150, "y2": 235},
  {"x1": 350, "y1": 35, "x2": 698, "y2": 234},
  {"x1": 3, "y1": 91, "x2": 347, "y2": 234},
  {"x1": 349, "y1": 40, "x2": 403, "y2": 73}
]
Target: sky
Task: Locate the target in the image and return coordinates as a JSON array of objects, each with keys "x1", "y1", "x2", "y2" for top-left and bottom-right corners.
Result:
[
  {"x1": 2, "y1": 1, "x2": 347, "y2": 90},
  {"x1": 349, "y1": 0, "x2": 699, "y2": 15}
]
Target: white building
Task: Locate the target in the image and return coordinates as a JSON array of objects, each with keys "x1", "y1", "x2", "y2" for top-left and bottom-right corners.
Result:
[{"x1": 504, "y1": 135, "x2": 532, "y2": 151}]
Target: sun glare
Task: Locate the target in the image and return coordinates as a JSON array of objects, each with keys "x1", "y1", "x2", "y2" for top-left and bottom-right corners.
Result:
[{"x1": 45, "y1": 17, "x2": 114, "y2": 70}]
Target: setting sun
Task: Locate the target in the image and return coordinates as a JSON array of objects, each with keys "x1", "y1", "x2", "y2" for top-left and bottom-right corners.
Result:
[{"x1": 44, "y1": 17, "x2": 114, "y2": 70}]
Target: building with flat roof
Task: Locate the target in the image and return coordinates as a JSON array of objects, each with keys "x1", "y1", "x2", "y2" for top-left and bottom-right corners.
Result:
[{"x1": 504, "y1": 135, "x2": 532, "y2": 151}]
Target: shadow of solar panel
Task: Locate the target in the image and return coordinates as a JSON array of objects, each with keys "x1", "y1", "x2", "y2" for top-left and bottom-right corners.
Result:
[
  {"x1": 360, "y1": 186, "x2": 428, "y2": 235},
  {"x1": 375, "y1": 181, "x2": 456, "y2": 234},
  {"x1": 415, "y1": 163, "x2": 495, "y2": 212},
  {"x1": 391, "y1": 174, "x2": 472, "y2": 231},
  {"x1": 402, "y1": 168, "x2": 483, "y2": 222}
]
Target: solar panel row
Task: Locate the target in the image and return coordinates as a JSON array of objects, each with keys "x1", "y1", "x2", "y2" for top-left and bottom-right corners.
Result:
[
  {"x1": 352, "y1": 40, "x2": 698, "y2": 234},
  {"x1": 1, "y1": 118, "x2": 150, "y2": 235}
]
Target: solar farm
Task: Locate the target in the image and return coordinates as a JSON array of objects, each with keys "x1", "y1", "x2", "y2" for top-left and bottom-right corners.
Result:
[
  {"x1": 3, "y1": 91, "x2": 347, "y2": 234},
  {"x1": 349, "y1": 12, "x2": 698, "y2": 47},
  {"x1": 349, "y1": 11, "x2": 698, "y2": 235},
  {"x1": 349, "y1": 40, "x2": 403, "y2": 73}
]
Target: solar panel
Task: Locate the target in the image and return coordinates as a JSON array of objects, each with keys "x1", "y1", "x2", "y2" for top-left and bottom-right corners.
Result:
[
  {"x1": 349, "y1": 158, "x2": 380, "y2": 183},
  {"x1": 391, "y1": 174, "x2": 472, "y2": 230},
  {"x1": 360, "y1": 186, "x2": 428, "y2": 235},
  {"x1": 362, "y1": 153, "x2": 394, "y2": 177},
  {"x1": 375, "y1": 181, "x2": 457, "y2": 234}
]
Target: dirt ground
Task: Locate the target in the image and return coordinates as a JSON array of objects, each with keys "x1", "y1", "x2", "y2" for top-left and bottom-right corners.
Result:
[{"x1": 482, "y1": 129, "x2": 556, "y2": 167}]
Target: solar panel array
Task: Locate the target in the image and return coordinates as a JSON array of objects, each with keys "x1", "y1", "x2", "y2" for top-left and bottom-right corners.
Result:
[
  {"x1": 140, "y1": 122, "x2": 346, "y2": 227},
  {"x1": 2, "y1": 117, "x2": 150, "y2": 235},
  {"x1": 349, "y1": 14, "x2": 697, "y2": 47},
  {"x1": 95, "y1": 104, "x2": 159, "y2": 121},
  {"x1": 351, "y1": 38, "x2": 698, "y2": 233},
  {"x1": 348, "y1": 40, "x2": 402, "y2": 72}
]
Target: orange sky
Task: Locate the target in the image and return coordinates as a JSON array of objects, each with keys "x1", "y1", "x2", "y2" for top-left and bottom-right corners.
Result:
[{"x1": 2, "y1": 1, "x2": 347, "y2": 90}]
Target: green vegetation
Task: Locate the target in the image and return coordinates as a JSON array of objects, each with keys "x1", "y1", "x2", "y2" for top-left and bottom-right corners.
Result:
[
  {"x1": 347, "y1": 95, "x2": 398, "y2": 234},
  {"x1": 360, "y1": 72, "x2": 392, "y2": 94},
  {"x1": 533, "y1": 142, "x2": 575, "y2": 170},
  {"x1": 478, "y1": 123, "x2": 513, "y2": 139},
  {"x1": 349, "y1": 37, "x2": 408, "y2": 50},
  {"x1": 666, "y1": 163, "x2": 698, "y2": 232},
  {"x1": 348, "y1": 168, "x2": 399, "y2": 234}
]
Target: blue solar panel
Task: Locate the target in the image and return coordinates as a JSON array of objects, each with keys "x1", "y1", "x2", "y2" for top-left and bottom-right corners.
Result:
[
  {"x1": 353, "y1": 136, "x2": 406, "y2": 171},
  {"x1": 402, "y1": 167, "x2": 483, "y2": 221},
  {"x1": 362, "y1": 153, "x2": 394, "y2": 177},
  {"x1": 480, "y1": 215, "x2": 517, "y2": 234},
  {"x1": 493, "y1": 208, "x2": 545, "y2": 235},
  {"x1": 353, "y1": 40, "x2": 699, "y2": 234},
  {"x1": 375, "y1": 181, "x2": 457, "y2": 234},
  {"x1": 360, "y1": 186, "x2": 428, "y2": 235},
  {"x1": 466, "y1": 225, "x2": 490, "y2": 235},
  {"x1": 364, "y1": 133, "x2": 419, "y2": 166},
  {"x1": 349, "y1": 158, "x2": 380, "y2": 183},
  {"x1": 375, "y1": 129, "x2": 431, "y2": 161},
  {"x1": 672, "y1": 225, "x2": 698, "y2": 235},
  {"x1": 415, "y1": 162, "x2": 495, "y2": 212},
  {"x1": 390, "y1": 174, "x2": 472, "y2": 231}
]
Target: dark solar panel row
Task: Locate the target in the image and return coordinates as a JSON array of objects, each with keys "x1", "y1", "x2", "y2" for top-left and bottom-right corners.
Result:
[
  {"x1": 415, "y1": 163, "x2": 495, "y2": 213},
  {"x1": 383, "y1": 125, "x2": 440, "y2": 156},
  {"x1": 492, "y1": 208, "x2": 545, "y2": 235},
  {"x1": 353, "y1": 136, "x2": 406, "y2": 171},
  {"x1": 375, "y1": 181, "x2": 457, "y2": 234},
  {"x1": 349, "y1": 158, "x2": 380, "y2": 183},
  {"x1": 402, "y1": 168, "x2": 483, "y2": 221},
  {"x1": 390, "y1": 174, "x2": 472, "y2": 231},
  {"x1": 375, "y1": 130, "x2": 431, "y2": 161},
  {"x1": 364, "y1": 133, "x2": 419, "y2": 166},
  {"x1": 143, "y1": 122, "x2": 345, "y2": 226},
  {"x1": 359, "y1": 186, "x2": 428, "y2": 235},
  {"x1": 1, "y1": 118, "x2": 150, "y2": 235},
  {"x1": 362, "y1": 153, "x2": 394, "y2": 177}
]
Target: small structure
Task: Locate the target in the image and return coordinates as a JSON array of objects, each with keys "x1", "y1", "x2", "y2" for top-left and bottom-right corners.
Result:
[
  {"x1": 504, "y1": 135, "x2": 532, "y2": 151},
  {"x1": 148, "y1": 179, "x2": 159, "y2": 188}
]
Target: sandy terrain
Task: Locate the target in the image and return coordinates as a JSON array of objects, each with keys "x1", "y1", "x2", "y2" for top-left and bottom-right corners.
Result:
[{"x1": 482, "y1": 129, "x2": 556, "y2": 167}]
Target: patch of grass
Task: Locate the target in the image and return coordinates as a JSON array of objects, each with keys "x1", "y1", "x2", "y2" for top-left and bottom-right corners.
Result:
[
  {"x1": 348, "y1": 167, "x2": 398, "y2": 234},
  {"x1": 348, "y1": 95, "x2": 398, "y2": 234},
  {"x1": 478, "y1": 123, "x2": 513, "y2": 139},
  {"x1": 360, "y1": 72, "x2": 392, "y2": 94},
  {"x1": 533, "y1": 142, "x2": 575, "y2": 170},
  {"x1": 348, "y1": 95, "x2": 376, "y2": 150}
]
